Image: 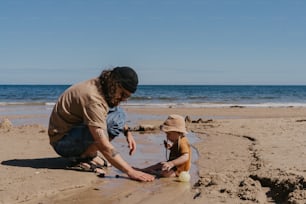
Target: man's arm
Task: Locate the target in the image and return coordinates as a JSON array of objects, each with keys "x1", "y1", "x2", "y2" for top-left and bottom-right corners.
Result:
[{"x1": 89, "y1": 126, "x2": 154, "y2": 182}]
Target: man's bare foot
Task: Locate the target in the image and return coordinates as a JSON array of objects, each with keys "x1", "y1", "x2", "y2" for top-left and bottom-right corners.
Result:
[{"x1": 91, "y1": 155, "x2": 112, "y2": 167}]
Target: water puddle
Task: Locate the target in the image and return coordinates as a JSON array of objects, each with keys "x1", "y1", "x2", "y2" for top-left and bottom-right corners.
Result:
[
  {"x1": 85, "y1": 131, "x2": 201, "y2": 203},
  {"x1": 112, "y1": 131, "x2": 200, "y2": 181}
]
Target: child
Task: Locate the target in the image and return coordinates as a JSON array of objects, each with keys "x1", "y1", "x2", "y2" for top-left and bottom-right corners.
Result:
[{"x1": 142, "y1": 114, "x2": 191, "y2": 177}]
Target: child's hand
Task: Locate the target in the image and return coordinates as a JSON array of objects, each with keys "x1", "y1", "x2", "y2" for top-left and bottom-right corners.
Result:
[
  {"x1": 161, "y1": 161, "x2": 174, "y2": 171},
  {"x1": 163, "y1": 140, "x2": 172, "y2": 149}
]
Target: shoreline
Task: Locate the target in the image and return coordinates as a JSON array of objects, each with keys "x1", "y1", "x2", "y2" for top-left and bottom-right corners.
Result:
[
  {"x1": 2, "y1": 102, "x2": 306, "y2": 108},
  {"x1": 1, "y1": 107, "x2": 306, "y2": 203},
  {"x1": 2, "y1": 106, "x2": 306, "y2": 126}
]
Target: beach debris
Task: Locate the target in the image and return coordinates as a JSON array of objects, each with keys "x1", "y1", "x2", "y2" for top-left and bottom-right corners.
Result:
[
  {"x1": 193, "y1": 190, "x2": 201, "y2": 199},
  {"x1": 185, "y1": 116, "x2": 191, "y2": 123},
  {"x1": 39, "y1": 129, "x2": 46, "y2": 133},
  {"x1": 0, "y1": 118, "x2": 13, "y2": 131},
  {"x1": 230, "y1": 105, "x2": 245, "y2": 108},
  {"x1": 296, "y1": 119, "x2": 306, "y2": 122},
  {"x1": 133, "y1": 124, "x2": 158, "y2": 132},
  {"x1": 196, "y1": 119, "x2": 213, "y2": 123},
  {"x1": 96, "y1": 173, "x2": 105, "y2": 178},
  {"x1": 185, "y1": 116, "x2": 213, "y2": 124},
  {"x1": 193, "y1": 179, "x2": 204, "y2": 187}
]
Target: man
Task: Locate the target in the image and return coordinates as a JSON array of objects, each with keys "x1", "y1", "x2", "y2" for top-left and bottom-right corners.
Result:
[{"x1": 48, "y1": 66, "x2": 154, "y2": 182}]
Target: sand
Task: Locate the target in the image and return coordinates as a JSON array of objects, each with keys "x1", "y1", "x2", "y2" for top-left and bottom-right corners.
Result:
[{"x1": 1, "y1": 107, "x2": 306, "y2": 204}]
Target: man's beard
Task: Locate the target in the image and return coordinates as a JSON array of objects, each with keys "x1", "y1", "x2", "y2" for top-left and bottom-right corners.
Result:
[
  {"x1": 103, "y1": 82, "x2": 121, "y2": 108},
  {"x1": 106, "y1": 97, "x2": 121, "y2": 108}
]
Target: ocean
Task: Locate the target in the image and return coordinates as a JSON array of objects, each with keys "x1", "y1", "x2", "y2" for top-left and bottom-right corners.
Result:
[
  {"x1": 1, "y1": 84, "x2": 306, "y2": 126},
  {"x1": 1, "y1": 84, "x2": 306, "y2": 107}
]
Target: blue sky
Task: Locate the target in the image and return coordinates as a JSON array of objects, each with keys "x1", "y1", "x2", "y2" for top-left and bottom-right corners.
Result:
[{"x1": 1, "y1": 0, "x2": 306, "y2": 85}]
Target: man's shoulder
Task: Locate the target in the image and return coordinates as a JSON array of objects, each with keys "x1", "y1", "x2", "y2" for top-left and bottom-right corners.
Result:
[{"x1": 70, "y1": 78, "x2": 100, "y2": 95}]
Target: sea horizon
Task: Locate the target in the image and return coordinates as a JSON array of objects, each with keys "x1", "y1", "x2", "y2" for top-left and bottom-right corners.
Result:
[
  {"x1": 1, "y1": 84, "x2": 306, "y2": 108},
  {"x1": 1, "y1": 84, "x2": 306, "y2": 127}
]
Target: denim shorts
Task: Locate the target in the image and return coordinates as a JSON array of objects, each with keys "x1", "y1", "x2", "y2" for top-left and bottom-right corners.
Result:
[
  {"x1": 53, "y1": 107, "x2": 126, "y2": 157},
  {"x1": 107, "y1": 106, "x2": 126, "y2": 139},
  {"x1": 53, "y1": 125, "x2": 94, "y2": 157}
]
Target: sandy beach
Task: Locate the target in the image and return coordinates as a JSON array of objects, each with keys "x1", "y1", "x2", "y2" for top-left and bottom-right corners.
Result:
[{"x1": 1, "y1": 106, "x2": 306, "y2": 204}]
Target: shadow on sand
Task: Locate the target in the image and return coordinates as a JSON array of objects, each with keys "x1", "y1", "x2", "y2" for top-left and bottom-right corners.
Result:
[{"x1": 1, "y1": 157, "x2": 71, "y2": 169}]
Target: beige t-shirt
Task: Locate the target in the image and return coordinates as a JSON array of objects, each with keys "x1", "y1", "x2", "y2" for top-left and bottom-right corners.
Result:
[{"x1": 48, "y1": 78, "x2": 109, "y2": 144}]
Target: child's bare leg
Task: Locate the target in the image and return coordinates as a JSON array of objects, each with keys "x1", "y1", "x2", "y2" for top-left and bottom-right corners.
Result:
[
  {"x1": 161, "y1": 169, "x2": 176, "y2": 177},
  {"x1": 141, "y1": 164, "x2": 177, "y2": 178}
]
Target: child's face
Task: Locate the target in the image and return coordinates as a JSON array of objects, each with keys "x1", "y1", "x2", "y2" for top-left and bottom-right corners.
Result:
[{"x1": 165, "y1": 131, "x2": 180, "y2": 142}]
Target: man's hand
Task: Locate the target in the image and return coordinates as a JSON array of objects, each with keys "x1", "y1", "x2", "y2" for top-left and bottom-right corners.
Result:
[{"x1": 127, "y1": 169, "x2": 155, "y2": 182}]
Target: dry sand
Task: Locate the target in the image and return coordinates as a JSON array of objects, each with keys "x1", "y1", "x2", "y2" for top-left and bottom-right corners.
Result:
[{"x1": 1, "y1": 107, "x2": 306, "y2": 204}]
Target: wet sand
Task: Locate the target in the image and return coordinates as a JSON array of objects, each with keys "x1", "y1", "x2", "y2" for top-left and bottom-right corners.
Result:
[{"x1": 1, "y1": 106, "x2": 306, "y2": 203}]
